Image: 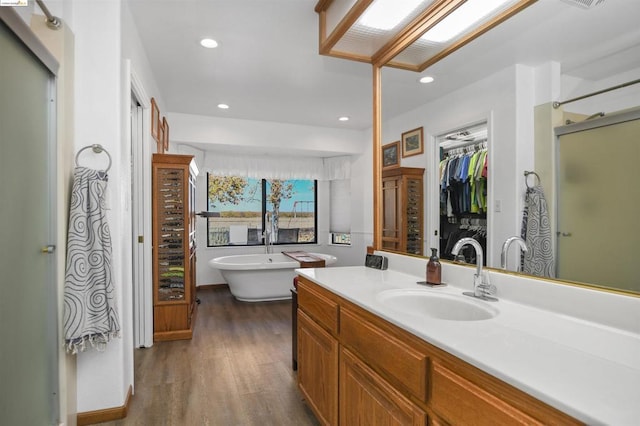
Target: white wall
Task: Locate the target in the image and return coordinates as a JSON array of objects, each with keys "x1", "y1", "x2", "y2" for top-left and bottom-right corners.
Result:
[
  {"x1": 70, "y1": 0, "x2": 131, "y2": 413},
  {"x1": 560, "y1": 67, "x2": 640, "y2": 115},
  {"x1": 168, "y1": 112, "x2": 366, "y2": 156}
]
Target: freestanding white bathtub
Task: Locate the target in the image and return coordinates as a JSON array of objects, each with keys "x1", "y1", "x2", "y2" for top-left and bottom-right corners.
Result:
[{"x1": 208, "y1": 252, "x2": 337, "y2": 302}]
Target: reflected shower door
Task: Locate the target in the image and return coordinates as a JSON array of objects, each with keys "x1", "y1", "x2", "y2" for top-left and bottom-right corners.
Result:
[
  {"x1": 0, "y1": 21, "x2": 58, "y2": 424},
  {"x1": 557, "y1": 118, "x2": 640, "y2": 293}
]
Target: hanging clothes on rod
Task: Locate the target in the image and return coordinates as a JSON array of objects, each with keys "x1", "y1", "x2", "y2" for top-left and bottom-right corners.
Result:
[{"x1": 439, "y1": 140, "x2": 488, "y2": 219}]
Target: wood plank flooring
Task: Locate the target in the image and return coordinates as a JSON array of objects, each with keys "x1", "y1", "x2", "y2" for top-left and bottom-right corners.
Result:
[{"x1": 99, "y1": 287, "x2": 319, "y2": 426}]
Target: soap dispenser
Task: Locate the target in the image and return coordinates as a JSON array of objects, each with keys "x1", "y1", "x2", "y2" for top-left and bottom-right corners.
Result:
[{"x1": 427, "y1": 248, "x2": 442, "y2": 285}]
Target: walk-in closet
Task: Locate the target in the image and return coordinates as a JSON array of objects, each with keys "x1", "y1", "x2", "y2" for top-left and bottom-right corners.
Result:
[{"x1": 437, "y1": 122, "x2": 488, "y2": 265}]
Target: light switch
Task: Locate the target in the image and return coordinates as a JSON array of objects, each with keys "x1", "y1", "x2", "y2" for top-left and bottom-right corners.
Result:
[{"x1": 495, "y1": 199, "x2": 502, "y2": 212}]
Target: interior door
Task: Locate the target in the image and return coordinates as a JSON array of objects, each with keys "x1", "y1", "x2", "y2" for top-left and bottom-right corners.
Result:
[
  {"x1": 0, "y1": 19, "x2": 59, "y2": 425},
  {"x1": 557, "y1": 118, "x2": 640, "y2": 293}
]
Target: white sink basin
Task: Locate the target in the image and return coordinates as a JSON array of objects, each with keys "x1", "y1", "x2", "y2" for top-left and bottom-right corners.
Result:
[{"x1": 376, "y1": 289, "x2": 498, "y2": 321}]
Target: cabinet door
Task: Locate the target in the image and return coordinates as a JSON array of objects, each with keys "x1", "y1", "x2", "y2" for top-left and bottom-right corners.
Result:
[
  {"x1": 405, "y1": 176, "x2": 423, "y2": 255},
  {"x1": 153, "y1": 164, "x2": 188, "y2": 303},
  {"x1": 297, "y1": 310, "x2": 338, "y2": 426},
  {"x1": 340, "y1": 347, "x2": 427, "y2": 426},
  {"x1": 430, "y1": 361, "x2": 543, "y2": 425},
  {"x1": 382, "y1": 177, "x2": 401, "y2": 251}
]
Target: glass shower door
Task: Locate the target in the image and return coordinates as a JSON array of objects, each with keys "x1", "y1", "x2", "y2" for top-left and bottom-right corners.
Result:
[
  {"x1": 557, "y1": 118, "x2": 640, "y2": 293},
  {"x1": 0, "y1": 20, "x2": 58, "y2": 425}
]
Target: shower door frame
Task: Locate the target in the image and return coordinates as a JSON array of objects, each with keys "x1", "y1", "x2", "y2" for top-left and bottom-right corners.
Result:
[{"x1": 0, "y1": 7, "x2": 60, "y2": 425}]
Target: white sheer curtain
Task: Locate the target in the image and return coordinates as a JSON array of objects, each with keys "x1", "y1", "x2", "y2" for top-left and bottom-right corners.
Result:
[
  {"x1": 203, "y1": 152, "x2": 351, "y2": 180},
  {"x1": 330, "y1": 179, "x2": 351, "y2": 233}
]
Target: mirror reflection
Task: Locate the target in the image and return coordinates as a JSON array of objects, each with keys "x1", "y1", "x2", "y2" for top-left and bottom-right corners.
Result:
[{"x1": 377, "y1": 0, "x2": 640, "y2": 294}]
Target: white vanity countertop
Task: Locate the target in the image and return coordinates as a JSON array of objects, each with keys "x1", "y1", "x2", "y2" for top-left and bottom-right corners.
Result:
[{"x1": 296, "y1": 266, "x2": 640, "y2": 425}]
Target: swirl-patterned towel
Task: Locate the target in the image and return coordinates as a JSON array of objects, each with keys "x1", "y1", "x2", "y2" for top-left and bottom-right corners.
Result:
[
  {"x1": 521, "y1": 185, "x2": 555, "y2": 278},
  {"x1": 63, "y1": 167, "x2": 120, "y2": 354}
]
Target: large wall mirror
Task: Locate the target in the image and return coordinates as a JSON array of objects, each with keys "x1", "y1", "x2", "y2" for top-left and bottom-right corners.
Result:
[{"x1": 372, "y1": 0, "x2": 640, "y2": 295}]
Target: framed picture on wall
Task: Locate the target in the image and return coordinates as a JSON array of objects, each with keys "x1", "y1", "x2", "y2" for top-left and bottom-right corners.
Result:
[
  {"x1": 157, "y1": 118, "x2": 165, "y2": 153},
  {"x1": 402, "y1": 127, "x2": 424, "y2": 158},
  {"x1": 162, "y1": 117, "x2": 169, "y2": 152},
  {"x1": 382, "y1": 141, "x2": 400, "y2": 170},
  {"x1": 151, "y1": 97, "x2": 160, "y2": 143}
]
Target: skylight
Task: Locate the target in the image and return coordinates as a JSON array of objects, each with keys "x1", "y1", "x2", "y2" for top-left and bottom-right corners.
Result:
[
  {"x1": 421, "y1": 0, "x2": 512, "y2": 43},
  {"x1": 358, "y1": 0, "x2": 424, "y2": 31}
]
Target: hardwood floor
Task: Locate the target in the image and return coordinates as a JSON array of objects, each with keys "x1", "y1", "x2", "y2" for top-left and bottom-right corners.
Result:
[{"x1": 99, "y1": 287, "x2": 319, "y2": 426}]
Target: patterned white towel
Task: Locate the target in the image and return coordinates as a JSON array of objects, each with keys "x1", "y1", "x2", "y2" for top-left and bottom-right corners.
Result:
[
  {"x1": 522, "y1": 185, "x2": 555, "y2": 278},
  {"x1": 63, "y1": 167, "x2": 120, "y2": 354}
]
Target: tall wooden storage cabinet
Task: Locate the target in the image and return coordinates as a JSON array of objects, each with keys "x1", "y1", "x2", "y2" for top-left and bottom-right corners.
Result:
[
  {"x1": 381, "y1": 167, "x2": 424, "y2": 256},
  {"x1": 152, "y1": 154, "x2": 198, "y2": 341}
]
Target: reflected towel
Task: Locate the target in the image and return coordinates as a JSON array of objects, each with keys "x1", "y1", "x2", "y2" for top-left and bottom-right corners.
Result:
[
  {"x1": 521, "y1": 185, "x2": 555, "y2": 278},
  {"x1": 63, "y1": 167, "x2": 120, "y2": 354}
]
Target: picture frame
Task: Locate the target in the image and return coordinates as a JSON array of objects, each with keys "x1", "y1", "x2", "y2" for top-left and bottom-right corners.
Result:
[
  {"x1": 162, "y1": 117, "x2": 170, "y2": 152},
  {"x1": 401, "y1": 127, "x2": 424, "y2": 158},
  {"x1": 151, "y1": 97, "x2": 160, "y2": 143},
  {"x1": 157, "y1": 118, "x2": 165, "y2": 153},
  {"x1": 382, "y1": 141, "x2": 400, "y2": 170}
]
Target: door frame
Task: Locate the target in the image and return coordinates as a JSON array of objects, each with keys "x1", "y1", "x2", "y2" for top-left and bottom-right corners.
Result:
[{"x1": 124, "y1": 61, "x2": 154, "y2": 348}]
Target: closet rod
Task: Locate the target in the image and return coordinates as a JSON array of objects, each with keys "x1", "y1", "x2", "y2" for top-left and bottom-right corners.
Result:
[
  {"x1": 552, "y1": 78, "x2": 640, "y2": 109},
  {"x1": 442, "y1": 138, "x2": 487, "y2": 151},
  {"x1": 35, "y1": 0, "x2": 61, "y2": 30}
]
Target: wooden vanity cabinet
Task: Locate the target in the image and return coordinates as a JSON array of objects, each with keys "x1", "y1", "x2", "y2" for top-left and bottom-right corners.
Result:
[
  {"x1": 296, "y1": 276, "x2": 581, "y2": 426},
  {"x1": 296, "y1": 278, "x2": 340, "y2": 425},
  {"x1": 382, "y1": 167, "x2": 424, "y2": 255},
  {"x1": 152, "y1": 153, "x2": 198, "y2": 342}
]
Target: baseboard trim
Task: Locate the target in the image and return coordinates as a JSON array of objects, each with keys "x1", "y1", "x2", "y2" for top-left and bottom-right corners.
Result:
[{"x1": 77, "y1": 385, "x2": 132, "y2": 426}]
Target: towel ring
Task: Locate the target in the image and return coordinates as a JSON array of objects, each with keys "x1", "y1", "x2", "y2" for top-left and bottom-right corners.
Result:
[
  {"x1": 524, "y1": 171, "x2": 541, "y2": 189},
  {"x1": 75, "y1": 144, "x2": 111, "y2": 172}
]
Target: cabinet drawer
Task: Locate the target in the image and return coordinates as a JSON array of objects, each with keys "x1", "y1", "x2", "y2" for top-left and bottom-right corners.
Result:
[
  {"x1": 297, "y1": 278, "x2": 338, "y2": 335},
  {"x1": 431, "y1": 361, "x2": 543, "y2": 426},
  {"x1": 340, "y1": 308, "x2": 428, "y2": 401}
]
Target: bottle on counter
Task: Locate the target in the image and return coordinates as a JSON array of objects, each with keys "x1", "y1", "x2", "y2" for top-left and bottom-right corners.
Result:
[{"x1": 426, "y1": 248, "x2": 442, "y2": 285}]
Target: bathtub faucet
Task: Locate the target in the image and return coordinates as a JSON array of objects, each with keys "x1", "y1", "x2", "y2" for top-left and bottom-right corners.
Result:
[{"x1": 264, "y1": 212, "x2": 274, "y2": 253}]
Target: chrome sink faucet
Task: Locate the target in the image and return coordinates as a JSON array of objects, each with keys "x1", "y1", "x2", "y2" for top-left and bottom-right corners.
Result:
[
  {"x1": 501, "y1": 236, "x2": 528, "y2": 272},
  {"x1": 451, "y1": 237, "x2": 497, "y2": 301}
]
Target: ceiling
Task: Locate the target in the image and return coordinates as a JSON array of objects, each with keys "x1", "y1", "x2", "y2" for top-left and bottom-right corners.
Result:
[{"x1": 127, "y1": 0, "x2": 640, "y2": 132}]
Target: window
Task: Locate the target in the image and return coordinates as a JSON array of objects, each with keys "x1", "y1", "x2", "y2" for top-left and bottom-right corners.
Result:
[{"x1": 207, "y1": 174, "x2": 317, "y2": 247}]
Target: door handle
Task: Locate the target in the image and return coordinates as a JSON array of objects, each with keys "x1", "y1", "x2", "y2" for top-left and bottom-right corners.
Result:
[
  {"x1": 41, "y1": 245, "x2": 56, "y2": 254},
  {"x1": 556, "y1": 232, "x2": 572, "y2": 237}
]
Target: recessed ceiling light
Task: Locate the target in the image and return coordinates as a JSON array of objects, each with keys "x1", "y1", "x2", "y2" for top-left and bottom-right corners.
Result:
[
  {"x1": 338, "y1": 116, "x2": 350, "y2": 122},
  {"x1": 200, "y1": 38, "x2": 218, "y2": 48},
  {"x1": 217, "y1": 104, "x2": 229, "y2": 109},
  {"x1": 419, "y1": 76, "x2": 434, "y2": 84}
]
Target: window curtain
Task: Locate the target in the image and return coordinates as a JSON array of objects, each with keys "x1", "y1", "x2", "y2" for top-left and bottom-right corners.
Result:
[
  {"x1": 203, "y1": 152, "x2": 351, "y2": 181},
  {"x1": 330, "y1": 179, "x2": 351, "y2": 233}
]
